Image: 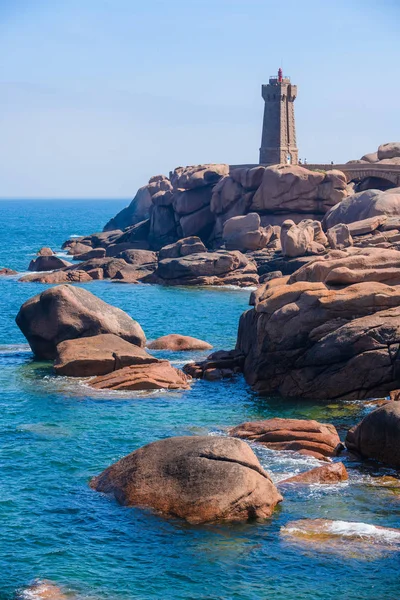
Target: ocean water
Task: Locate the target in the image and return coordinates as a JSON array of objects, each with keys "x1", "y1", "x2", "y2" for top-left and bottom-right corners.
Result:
[{"x1": 0, "y1": 199, "x2": 400, "y2": 600}]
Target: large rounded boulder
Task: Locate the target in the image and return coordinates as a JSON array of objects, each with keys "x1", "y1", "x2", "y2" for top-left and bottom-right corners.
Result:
[
  {"x1": 90, "y1": 436, "x2": 282, "y2": 523},
  {"x1": 147, "y1": 334, "x2": 212, "y2": 351},
  {"x1": 323, "y1": 188, "x2": 400, "y2": 230},
  {"x1": 346, "y1": 402, "x2": 400, "y2": 468},
  {"x1": 16, "y1": 285, "x2": 146, "y2": 359}
]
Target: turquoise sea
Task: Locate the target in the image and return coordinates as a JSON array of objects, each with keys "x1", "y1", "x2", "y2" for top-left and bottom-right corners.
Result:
[{"x1": 0, "y1": 199, "x2": 399, "y2": 599}]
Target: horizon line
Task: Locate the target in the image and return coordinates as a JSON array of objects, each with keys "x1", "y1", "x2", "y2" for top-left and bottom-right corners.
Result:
[{"x1": 0, "y1": 196, "x2": 132, "y2": 201}]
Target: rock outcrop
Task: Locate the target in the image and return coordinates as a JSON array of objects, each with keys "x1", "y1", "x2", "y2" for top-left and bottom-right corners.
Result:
[
  {"x1": 250, "y1": 165, "x2": 347, "y2": 214},
  {"x1": 279, "y1": 463, "x2": 348, "y2": 485},
  {"x1": 326, "y1": 223, "x2": 353, "y2": 249},
  {"x1": 89, "y1": 361, "x2": 191, "y2": 391},
  {"x1": 148, "y1": 165, "x2": 229, "y2": 249},
  {"x1": 346, "y1": 402, "x2": 400, "y2": 468},
  {"x1": 280, "y1": 219, "x2": 326, "y2": 257},
  {"x1": 229, "y1": 418, "x2": 342, "y2": 461},
  {"x1": 159, "y1": 236, "x2": 206, "y2": 260},
  {"x1": 54, "y1": 333, "x2": 158, "y2": 377},
  {"x1": 37, "y1": 247, "x2": 54, "y2": 256},
  {"x1": 19, "y1": 270, "x2": 93, "y2": 284},
  {"x1": 90, "y1": 436, "x2": 282, "y2": 523},
  {"x1": 16, "y1": 285, "x2": 146, "y2": 359},
  {"x1": 236, "y1": 274, "x2": 400, "y2": 400},
  {"x1": 147, "y1": 334, "x2": 212, "y2": 351},
  {"x1": 149, "y1": 250, "x2": 259, "y2": 287},
  {"x1": 97, "y1": 163, "x2": 347, "y2": 251},
  {"x1": 28, "y1": 255, "x2": 72, "y2": 272},
  {"x1": 103, "y1": 183, "x2": 154, "y2": 231},
  {"x1": 222, "y1": 213, "x2": 270, "y2": 251},
  {"x1": 289, "y1": 247, "x2": 400, "y2": 286},
  {"x1": 183, "y1": 349, "x2": 245, "y2": 380}
]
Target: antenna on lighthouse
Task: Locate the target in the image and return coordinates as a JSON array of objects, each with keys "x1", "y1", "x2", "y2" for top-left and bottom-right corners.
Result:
[{"x1": 278, "y1": 67, "x2": 283, "y2": 83}]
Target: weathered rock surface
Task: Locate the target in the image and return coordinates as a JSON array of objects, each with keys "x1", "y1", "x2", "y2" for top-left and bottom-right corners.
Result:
[
  {"x1": 37, "y1": 247, "x2": 54, "y2": 256},
  {"x1": 66, "y1": 242, "x2": 93, "y2": 256},
  {"x1": 183, "y1": 349, "x2": 245, "y2": 380},
  {"x1": 90, "y1": 435, "x2": 282, "y2": 523},
  {"x1": 159, "y1": 237, "x2": 206, "y2": 260},
  {"x1": 347, "y1": 215, "x2": 387, "y2": 236},
  {"x1": 147, "y1": 334, "x2": 212, "y2": 351},
  {"x1": 326, "y1": 223, "x2": 353, "y2": 249},
  {"x1": 346, "y1": 402, "x2": 400, "y2": 468},
  {"x1": 54, "y1": 333, "x2": 158, "y2": 376},
  {"x1": 250, "y1": 165, "x2": 347, "y2": 214},
  {"x1": 323, "y1": 189, "x2": 400, "y2": 230},
  {"x1": 19, "y1": 270, "x2": 93, "y2": 284},
  {"x1": 289, "y1": 247, "x2": 400, "y2": 286},
  {"x1": 229, "y1": 418, "x2": 342, "y2": 461},
  {"x1": 28, "y1": 255, "x2": 72, "y2": 272},
  {"x1": 279, "y1": 463, "x2": 348, "y2": 484},
  {"x1": 361, "y1": 151, "x2": 379, "y2": 163},
  {"x1": 115, "y1": 249, "x2": 157, "y2": 266},
  {"x1": 89, "y1": 360, "x2": 190, "y2": 391},
  {"x1": 280, "y1": 219, "x2": 326, "y2": 258},
  {"x1": 150, "y1": 250, "x2": 259, "y2": 287},
  {"x1": 223, "y1": 213, "x2": 269, "y2": 251},
  {"x1": 378, "y1": 142, "x2": 400, "y2": 161},
  {"x1": 16, "y1": 285, "x2": 146, "y2": 359},
  {"x1": 73, "y1": 247, "x2": 106, "y2": 261},
  {"x1": 237, "y1": 276, "x2": 400, "y2": 399}
]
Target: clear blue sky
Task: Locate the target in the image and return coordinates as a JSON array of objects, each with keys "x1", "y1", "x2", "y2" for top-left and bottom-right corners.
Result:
[{"x1": 0, "y1": 0, "x2": 398, "y2": 198}]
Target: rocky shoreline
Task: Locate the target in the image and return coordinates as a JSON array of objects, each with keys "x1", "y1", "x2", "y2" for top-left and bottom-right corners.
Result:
[{"x1": 4, "y1": 143, "x2": 400, "y2": 596}]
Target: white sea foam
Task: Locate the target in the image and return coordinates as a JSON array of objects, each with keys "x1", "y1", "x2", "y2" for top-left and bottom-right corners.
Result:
[
  {"x1": 283, "y1": 520, "x2": 400, "y2": 544},
  {"x1": 328, "y1": 520, "x2": 400, "y2": 541}
]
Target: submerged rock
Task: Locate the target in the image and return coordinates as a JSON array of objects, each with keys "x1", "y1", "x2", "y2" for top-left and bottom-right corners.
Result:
[
  {"x1": 0, "y1": 267, "x2": 17, "y2": 276},
  {"x1": 16, "y1": 579, "x2": 68, "y2": 599},
  {"x1": 89, "y1": 360, "x2": 191, "y2": 391},
  {"x1": 229, "y1": 418, "x2": 342, "y2": 461},
  {"x1": 90, "y1": 435, "x2": 282, "y2": 523},
  {"x1": 16, "y1": 285, "x2": 146, "y2": 359},
  {"x1": 345, "y1": 402, "x2": 400, "y2": 468},
  {"x1": 280, "y1": 463, "x2": 348, "y2": 484},
  {"x1": 281, "y1": 519, "x2": 400, "y2": 551},
  {"x1": 54, "y1": 333, "x2": 158, "y2": 377}
]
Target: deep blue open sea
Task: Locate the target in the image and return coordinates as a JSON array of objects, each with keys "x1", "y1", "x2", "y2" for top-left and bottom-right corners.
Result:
[{"x1": 0, "y1": 200, "x2": 399, "y2": 599}]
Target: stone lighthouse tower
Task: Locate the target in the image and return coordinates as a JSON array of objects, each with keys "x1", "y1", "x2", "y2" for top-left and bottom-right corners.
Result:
[{"x1": 259, "y1": 68, "x2": 298, "y2": 166}]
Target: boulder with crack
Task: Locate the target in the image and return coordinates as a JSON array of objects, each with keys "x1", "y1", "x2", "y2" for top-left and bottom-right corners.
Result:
[{"x1": 90, "y1": 436, "x2": 282, "y2": 523}]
